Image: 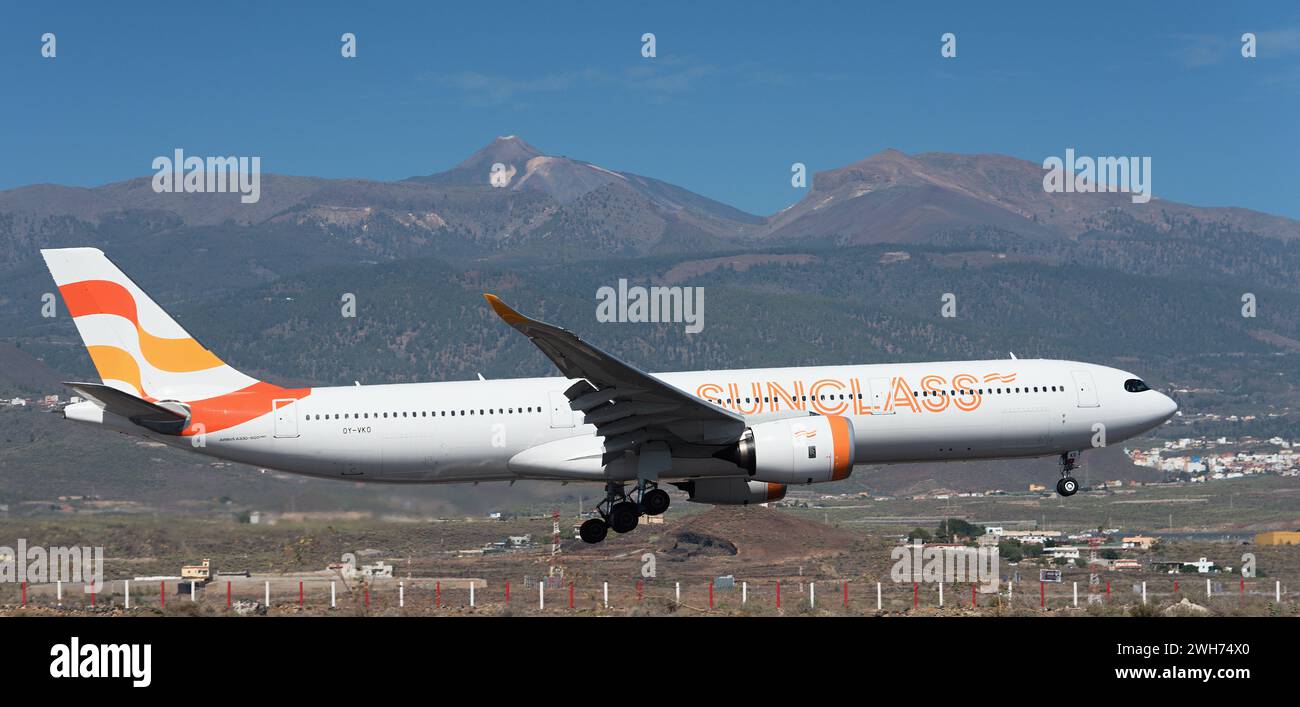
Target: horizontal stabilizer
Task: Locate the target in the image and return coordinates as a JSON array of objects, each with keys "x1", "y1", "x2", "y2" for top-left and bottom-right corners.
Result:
[{"x1": 65, "y1": 381, "x2": 188, "y2": 431}]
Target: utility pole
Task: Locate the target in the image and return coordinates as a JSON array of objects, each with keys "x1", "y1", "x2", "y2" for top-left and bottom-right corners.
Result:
[{"x1": 549, "y1": 509, "x2": 562, "y2": 579}]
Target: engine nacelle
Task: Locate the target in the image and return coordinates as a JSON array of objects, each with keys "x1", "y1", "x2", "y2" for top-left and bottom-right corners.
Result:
[
  {"x1": 718, "y1": 415, "x2": 856, "y2": 484},
  {"x1": 677, "y1": 478, "x2": 787, "y2": 505}
]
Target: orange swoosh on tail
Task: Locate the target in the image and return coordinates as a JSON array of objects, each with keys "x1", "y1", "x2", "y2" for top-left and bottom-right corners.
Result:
[
  {"x1": 86, "y1": 345, "x2": 146, "y2": 399},
  {"x1": 61, "y1": 280, "x2": 224, "y2": 373}
]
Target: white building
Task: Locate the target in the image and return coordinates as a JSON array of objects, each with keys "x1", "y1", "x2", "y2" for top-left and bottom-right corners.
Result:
[
  {"x1": 997, "y1": 530, "x2": 1063, "y2": 544},
  {"x1": 1045, "y1": 546, "x2": 1081, "y2": 560}
]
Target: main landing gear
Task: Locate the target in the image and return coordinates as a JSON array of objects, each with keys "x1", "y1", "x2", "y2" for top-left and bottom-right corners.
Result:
[
  {"x1": 578, "y1": 517, "x2": 609, "y2": 544},
  {"x1": 1056, "y1": 451, "x2": 1081, "y2": 497},
  {"x1": 578, "y1": 479, "x2": 671, "y2": 544}
]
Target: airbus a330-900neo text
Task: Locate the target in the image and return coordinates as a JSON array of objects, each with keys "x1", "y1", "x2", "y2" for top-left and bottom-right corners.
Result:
[{"x1": 41, "y1": 248, "x2": 1177, "y2": 543}]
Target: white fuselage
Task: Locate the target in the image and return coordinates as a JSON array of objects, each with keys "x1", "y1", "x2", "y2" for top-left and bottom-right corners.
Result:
[{"x1": 75, "y1": 358, "x2": 1176, "y2": 485}]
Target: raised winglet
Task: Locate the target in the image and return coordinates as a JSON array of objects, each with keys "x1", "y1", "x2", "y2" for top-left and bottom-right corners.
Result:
[{"x1": 483, "y1": 293, "x2": 527, "y2": 326}]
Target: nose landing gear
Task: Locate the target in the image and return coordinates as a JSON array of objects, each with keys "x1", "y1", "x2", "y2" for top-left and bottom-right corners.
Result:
[{"x1": 1056, "y1": 451, "x2": 1081, "y2": 497}]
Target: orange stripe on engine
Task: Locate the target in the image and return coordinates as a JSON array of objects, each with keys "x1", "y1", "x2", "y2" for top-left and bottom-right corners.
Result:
[
  {"x1": 60, "y1": 279, "x2": 224, "y2": 373},
  {"x1": 829, "y1": 415, "x2": 853, "y2": 480}
]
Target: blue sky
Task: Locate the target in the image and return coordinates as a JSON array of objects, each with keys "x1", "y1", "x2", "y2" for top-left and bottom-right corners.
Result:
[{"x1": 3, "y1": 1, "x2": 1299, "y2": 218}]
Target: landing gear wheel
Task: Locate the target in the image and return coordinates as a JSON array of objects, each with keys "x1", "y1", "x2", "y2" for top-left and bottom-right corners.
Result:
[
  {"x1": 643, "y1": 488, "x2": 671, "y2": 516},
  {"x1": 1056, "y1": 477, "x2": 1078, "y2": 497},
  {"x1": 608, "y1": 501, "x2": 640, "y2": 533},
  {"x1": 579, "y1": 518, "x2": 609, "y2": 544}
]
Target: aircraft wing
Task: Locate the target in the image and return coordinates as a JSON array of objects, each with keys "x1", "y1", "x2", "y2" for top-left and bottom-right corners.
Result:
[{"x1": 484, "y1": 294, "x2": 746, "y2": 460}]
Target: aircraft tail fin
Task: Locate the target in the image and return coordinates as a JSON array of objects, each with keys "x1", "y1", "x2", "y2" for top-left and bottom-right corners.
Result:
[{"x1": 40, "y1": 247, "x2": 259, "y2": 402}]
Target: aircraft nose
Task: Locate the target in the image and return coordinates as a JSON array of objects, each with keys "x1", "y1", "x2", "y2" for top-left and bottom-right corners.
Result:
[{"x1": 1155, "y1": 392, "x2": 1178, "y2": 422}]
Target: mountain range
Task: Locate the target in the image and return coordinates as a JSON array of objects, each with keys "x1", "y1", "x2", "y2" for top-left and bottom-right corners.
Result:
[{"x1": 5, "y1": 136, "x2": 1299, "y2": 260}]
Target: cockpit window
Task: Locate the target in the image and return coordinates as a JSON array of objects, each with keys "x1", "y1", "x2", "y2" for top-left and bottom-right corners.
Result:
[{"x1": 1124, "y1": 379, "x2": 1150, "y2": 393}]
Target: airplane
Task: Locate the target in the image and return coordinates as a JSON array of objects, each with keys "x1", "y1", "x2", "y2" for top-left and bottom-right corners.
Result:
[{"x1": 40, "y1": 247, "x2": 1177, "y2": 543}]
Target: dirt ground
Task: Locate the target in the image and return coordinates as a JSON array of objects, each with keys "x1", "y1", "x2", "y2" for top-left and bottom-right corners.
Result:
[{"x1": 2, "y1": 506, "x2": 1297, "y2": 617}]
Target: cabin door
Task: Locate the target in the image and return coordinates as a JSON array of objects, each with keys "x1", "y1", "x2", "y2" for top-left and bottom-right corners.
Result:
[
  {"x1": 273, "y1": 399, "x2": 300, "y2": 438},
  {"x1": 1070, "y1": 371, "x2": 1100, "y2": 408},
  {"x1": 548, "y1": 391, "x2": 574, "y2": 428}
]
